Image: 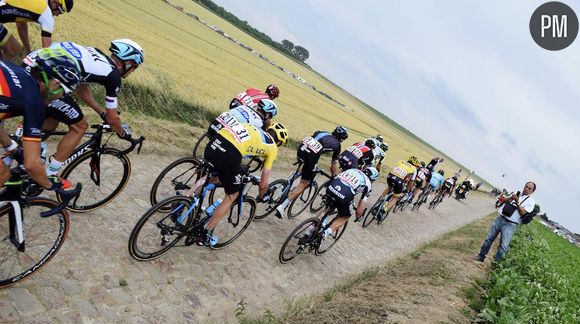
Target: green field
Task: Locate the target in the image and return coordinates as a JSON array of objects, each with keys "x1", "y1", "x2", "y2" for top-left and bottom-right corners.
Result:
[
  {"x1": 6, "y1": 0, "x2": 489, "y2": 186},
  {"x1": 480, "y1": 221, "x2": 580, "y2": 323}
]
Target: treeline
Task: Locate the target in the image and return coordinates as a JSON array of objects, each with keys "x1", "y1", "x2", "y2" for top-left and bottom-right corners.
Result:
[{"x1": 193, "y1": 0, "x2": 310, "y2": 62}]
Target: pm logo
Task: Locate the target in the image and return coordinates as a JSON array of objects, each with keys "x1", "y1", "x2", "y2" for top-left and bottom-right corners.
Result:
[{"x1": 530, "y1": 2, "x2": 578, "y2": 50}]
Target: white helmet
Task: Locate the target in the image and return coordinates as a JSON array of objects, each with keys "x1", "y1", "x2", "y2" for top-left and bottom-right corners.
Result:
[{"x1": 110, "y1": 39, "x2": 144, "y2": 65}]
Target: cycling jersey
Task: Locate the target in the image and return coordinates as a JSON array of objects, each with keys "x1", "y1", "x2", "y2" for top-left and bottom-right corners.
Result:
[
  {"x1": 327, "y1": 169, "x2": 372, "y2": 217},
  {"x1": 426, "y1": 158, "x2": 440, "y2": 172},
  {"x1": 297, "y1": 130, "x2": 341, "y2": 181},
  {"x1": 430, "y1": 172, "x2": 444, "y2": 190},
  {"x1": 368, "y1": 138, "x2": 385, "y2": 166},
  {"x1": 0, "y1": 60, "x2": 44, "y2": 141},
  {"x1": 231, "y1": 88, "x2": 269, "y2": 109},
  {"x1": 208, "y1": 105, "x2": 263, "y2": 136},
  {"x1": 24, "y1": 42, "x2": 122, "y2": 109},
  {"x1": 0, "y1": 0, "x2": 54, "y2": 42},
  {"x1": 216, "y1": 121, "x2": 277, "y2": 169},
  {"x1": 390, "y1": 160, "x2": 417, "y2": 182},
  {"x1": 339, "y1": 142, "x2": 374, "y2": 170}
]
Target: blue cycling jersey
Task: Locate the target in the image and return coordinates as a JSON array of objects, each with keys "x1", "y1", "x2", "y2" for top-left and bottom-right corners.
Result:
[{"x1": 430, "y1": 172, "x2": 444, "y2": 190}]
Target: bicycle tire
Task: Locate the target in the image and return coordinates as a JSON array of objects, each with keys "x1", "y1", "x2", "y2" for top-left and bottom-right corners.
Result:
[
  {"x1": 309, "y1": 179, "x2": 330, "y2": 214},
  {"x1": 128, "y1": 196, "x2": 195, "y2": 261},
  {"x1": 377, "y1": 207, "x2": 390, "y2": 225},
  {"x1": 149, "y1": 157, "x2": 202, "y2": 207},
  {"x1": 254, "y1": 179, "x2": 288, "y2": 220},
  {"x1": 0, "y1": 198, "x2": 69, "y2": 288},
  {"x1": 192, "y1": 132, "x2": 211, "y2": 159},
  {"x1": 279, "y1": 217, "x2": 319, "y2": 264},
  {"x1": 315, "y1": 215, "x2": 347, "y2": 255},
  {"x1": 362, "y1": 199, "x2": 381, "y2": 228},
  {"x1": 287, "y1": 181, "x2": 318, "y2": 219},
  {"x1": 211, "y1": 197, "x2": 256, "y2": 249},
  {"x1": 58, "y1": 148, "x2": 130, "y2": 212}
]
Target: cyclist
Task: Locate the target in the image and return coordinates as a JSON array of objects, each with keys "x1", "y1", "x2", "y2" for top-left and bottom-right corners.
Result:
[
  {"x1": 425, "y1": 157, "x2": 444, "y2": 182},
  {"x1": 338, "y1": 139, "x2": 375, "y2": 171},
  {"x1": 411, "y1": 161, "x2": 429, "y2": 202},
  {"x1": 275, "y1": 126, "x2": 348, "y2": 218},
  {"x1": 202, "y1": 122, "x2": 288, "y2": 246},
  {"x1": 230, "y1": 84, "x2": 279, "y2": 110},
  {"x1": 422, "y1": 169, "x2": 445, "y2": 204},
  {"x1": 443, "y1": 176, "x2": 457, "y2": 197},
  {"x1": 23, "y1": 39, "x2": 144, "y2": 176},
  {"x1": 208, "y1": 98, "x2": 277, "y2": 137},
  {"x1": 0, "y1": 48, "x2": 80, "y2": 189},
  {"x1": 368, "y1": 136, "x2": 387, "y2": 172},
  {"x1": 306, "y1": 166, "x2": 379, "y2": 238},
  {"x1": 379, "y1": 156, "x2": 419, "y2": 214},
  {"x1": 0, "y1": 0, "x2": 73, "y2": 60}
]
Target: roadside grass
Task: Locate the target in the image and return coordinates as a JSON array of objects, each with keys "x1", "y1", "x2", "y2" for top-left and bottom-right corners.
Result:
[
  {"x1": 478, "y1": 221, "x2": 580, "y2": 323},
  {"x1": 237, "y1": 213, "x2": 496, "y2": 323}
]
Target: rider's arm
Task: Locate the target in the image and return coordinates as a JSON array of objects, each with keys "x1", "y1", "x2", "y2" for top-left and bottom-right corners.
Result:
[
  {"x1": 258, "y1": 168, "x2": 271, "y2": 198},
  {"x1": 330, "y1": 162, "x2": 337, "y2": 177},
  {"x1": 22, "y1": 141, "x2": 51, "y2": 188},
  {"x1": 102, "y1": 72, "x2": 124, "y2": 136},
  {"x1": 0, "y1": 125, "x2": 12, "y2": 147},
  {"x1": 356, "y1": 188, "x2": 371, "y2": 218},
  {"x1": 41, "y1": 36, "x2": 51, "y2": 48},
  {"x1": 75, "y1": 84, "x2": 106, "y2": 115},
  {"x1": 15, "y1": 22, "x2": 31, "y2": 54}
]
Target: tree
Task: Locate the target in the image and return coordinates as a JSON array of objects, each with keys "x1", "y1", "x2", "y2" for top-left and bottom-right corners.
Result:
[
  {"x1": 292, "y1": 45, "x2": 309, "y2": 62},
  {"x1": 281, "y1": 39, "x2": 294, "y2": 52}
]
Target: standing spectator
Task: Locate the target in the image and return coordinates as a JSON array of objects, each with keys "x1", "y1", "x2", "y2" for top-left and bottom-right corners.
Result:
[
  {"x1": 475, "y1": 181, "x2": 536, "y2": 262},
  {"x1": 475, "y1": 182, "x2": 482, "y2": 191}
]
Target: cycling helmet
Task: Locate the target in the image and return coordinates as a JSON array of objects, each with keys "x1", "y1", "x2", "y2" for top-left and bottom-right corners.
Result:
[
  {"x1": 375, "y1": 134, "x2": 384, "y2": 143},
  {"x1": 257, "y1": 99, "x2": 278, "y2": 118},
  {"x1": 407, "y1": 156, "x2": 420, "y2": 168},
  {"x1": 54, "y1": 0, "x2": 73, "y2": 12},
  {"x1": 452, "y1": 176, "x2": 458, "y2": 181},
  {"x1": 110, "y1": 39, "x2": 144, "y2": 65},
  {"x1": 380, "y1": 143, "x2": 388, "y2": 152},
  {"x1": 35, "y1": 48, "x2": 81, "y2": 94},
  {"x1": 421, "y1": 161, "x2": 426, "y2": 168},
  {"x1": 363, "y1": 167, "x2": 379, "y2": 182},
  {"x1": 267, "y1": 123, "x2": 288, "y2": 146},
  {"x1": 332, "y1": 126, "x2": 348, "y2": 141},
  {"x1": 438, "y1": 169, "x2": 445, "y2": 176},
  {"x1": 364, "y1": 139, "x2": 376, "y2": 149},
  {"x1": 265, "y1": 84, "x2": 279, "y2": 99}
]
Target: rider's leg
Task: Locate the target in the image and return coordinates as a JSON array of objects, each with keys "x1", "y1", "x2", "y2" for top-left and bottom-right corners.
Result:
[
  {"x1": 0, "y1": 35, "x2": 22, "y2": 61},
  {"x1": 205, "y1": 191, "x2": 239, "y2": 230},
  {"x1": 0, "y1": 161, "x2": 10, "y2": 186},
  {"x1": 329, "y1": 216, "x2": 348, "y2": 234}
]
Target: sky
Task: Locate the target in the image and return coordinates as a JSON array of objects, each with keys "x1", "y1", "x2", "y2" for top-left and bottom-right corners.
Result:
[{"x1": 213, "y1": 0, "x2": 580, "y2": 233}]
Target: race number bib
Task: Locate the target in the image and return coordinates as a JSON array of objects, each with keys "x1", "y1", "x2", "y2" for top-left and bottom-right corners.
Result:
[
  {"x1": 236, "y1": 92, "x2": 254, "y2": 107},
  {"x1": 392, "y1": 166, "x2": 408, "y2": 179},
  {"x1": 301, "y1": 137, "x2": 323, "y2": 153},
  {"x1": 346, "y1": 146, "x2": 363, "y2": 159},
  {"x1": 338, "y1": 171, "x2": 361, "y2": 188},
  {"x1": 218, "y1": 112, "x2": 250, "y2": 143}
]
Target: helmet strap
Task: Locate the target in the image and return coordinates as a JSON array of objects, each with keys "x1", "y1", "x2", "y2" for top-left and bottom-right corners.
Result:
[{"x1": 40, "y1": 71, "x2": 64, "y2": 95}]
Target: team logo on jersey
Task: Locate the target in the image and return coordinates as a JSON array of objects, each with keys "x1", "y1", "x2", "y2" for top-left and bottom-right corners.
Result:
[{"x1": 61, "y1": 42, "x2": 82, "y2": 60}]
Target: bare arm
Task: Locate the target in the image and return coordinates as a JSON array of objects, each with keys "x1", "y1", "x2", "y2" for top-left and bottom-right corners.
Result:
[
  {"x1": 355, "y1": 198, "x2": 366, "y2": 219},
  {"x1": 75, "y1": 84, "x2": 105, "y2": 115},
  {"x1": 0, "y1": 125, "x2": 12, "y2": 147},
  {"x1": 330, "y1": 162, "x2": 337, "y2": 177},
  {"x1": 41, "y1": 36, "x2": 51, "y2": 48},
  {"x1": 15, "y1": 22, "x2": 31, "y2": 53},
  {"x1": 258, "y1": 168, "x2": 271, "y2": 197},
  {"x1": 22, "y1": 141, "x2": 51, "y2": 188}
]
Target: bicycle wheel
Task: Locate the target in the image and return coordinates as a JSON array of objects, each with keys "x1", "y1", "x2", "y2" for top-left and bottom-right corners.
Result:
[
  {"x1": 279, "y1": 217, "x2": 318, "y2": 264},
  {"x1": 211, "y1": 197, "x2": 256, "y2": 249},
  {"x1": 315, "y1": 216, "x2": 348, "y2": 255},
  {"x1": 0, "y1": 198, "x2": 69, "y2": 288},
  {"x1": 254, "y1": 179, "x2": 288, "y2": 220},
  {"x1": 58, "y1": 148, "x2": 130, "y2": 212},
  {"x1": 288, "y1": 181, "x2": 318, "y2": 219},
  {"x1": 362, "y1": 199, "x2": 381, "y2": 228},
  {"x1": 128, "y1": 196, "x2": 195, "y2": 261},
  {"x1": 192, "y1": 132, "x2": 211, "y2": 159},
  {"x1": 309, "y1": 179, "x2": 330, "y2": 213},
  {"x1": 149, "y1": 157, "x2": 202, "y2": 206}
]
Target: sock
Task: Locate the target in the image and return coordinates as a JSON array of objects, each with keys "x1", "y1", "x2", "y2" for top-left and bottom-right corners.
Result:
[
  {"x1": 47, "y1": 156, "x2": 64, "y2": 176},
  {"x1": 280, "y1": 198, "x2": 291, "y2": 209}
]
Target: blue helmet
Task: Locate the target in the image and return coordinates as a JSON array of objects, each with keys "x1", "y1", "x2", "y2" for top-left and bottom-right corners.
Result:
[
  {"x1": 363, "y1": 167, "x2": 380, "y2": 182},
  {"x1": 257, "y1": 99, "x2": 278, "y2": 118},
  {"x1": 110, "y1": 39, "x2": 144, "y2": 65}
]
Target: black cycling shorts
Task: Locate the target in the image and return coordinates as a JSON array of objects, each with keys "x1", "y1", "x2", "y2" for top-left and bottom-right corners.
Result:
[
  {"x1": 326, "y1": 179, "x2": 355, "y2": 217},
  {"x1": 386, "y1": 173, "x2": 404, "y2": 194},
  {"x1": 415, "y1": 179, "x2": 424, "y2": 188},
  {"x1": 0, "y1": 95, "x2": 43, "y2": 139},
  {"x1": 338, "y1": 151, "x2": 358, "y2": 171},
  {"x1": 46, "y1": 95, "x2": 84, "y2": 125},
  {"x1": 297, "y1": 150, "x2": 320, "y2": 181},
  {"x1": 203, "y1": 135, "x2": 243, "y2": 195}
]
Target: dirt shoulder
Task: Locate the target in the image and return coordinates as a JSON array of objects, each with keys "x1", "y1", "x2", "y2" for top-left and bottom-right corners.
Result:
[{"x1": 271, "y1": 214, "x2": 496, "y2": 324}]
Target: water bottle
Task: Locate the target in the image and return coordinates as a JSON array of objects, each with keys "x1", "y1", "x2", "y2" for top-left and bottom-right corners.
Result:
[
  {"x1": 205, "y1": 199, "x2": 223, "y2": 217},
  {"x1": 40, "y1": 142, "x2": 47, "y2": 165}
]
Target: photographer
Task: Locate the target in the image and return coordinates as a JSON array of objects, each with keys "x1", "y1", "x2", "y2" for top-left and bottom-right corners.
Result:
[{"x1": 475, "y1": 181, "x2": 536, "y2": 262}]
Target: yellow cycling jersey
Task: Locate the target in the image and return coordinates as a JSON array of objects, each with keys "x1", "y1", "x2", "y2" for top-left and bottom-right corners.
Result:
[
  {"x1": 0, "y1": 0, "x2": 54, "y2": 33},
  {"x1": 390, "y1": 160, "x2": 417, "y2": 181},
  {"x1": 217, "y1": 122, "x2": 278, "y2": 169}
]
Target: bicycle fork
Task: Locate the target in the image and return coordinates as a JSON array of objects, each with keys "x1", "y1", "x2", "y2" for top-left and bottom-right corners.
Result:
[{"x1": 4, "y1": 201, "x2": 25, "y2": 251}]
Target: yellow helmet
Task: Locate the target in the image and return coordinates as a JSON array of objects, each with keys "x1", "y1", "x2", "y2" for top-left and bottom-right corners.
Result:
[
  {"x1": 407, "y1": 156, "x2": 420, "y2": 168},
  {"x1": 267, "y1": 123, "x2": 288, "y2": 146},
  {"x1": 54, "y1": 0, "x2": 74, "y2": 13}
]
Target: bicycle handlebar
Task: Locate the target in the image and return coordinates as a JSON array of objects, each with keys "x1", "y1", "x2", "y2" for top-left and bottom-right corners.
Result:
[
  {"x1": 40, "y1": 183, "x2": 82, "y2": 218},
  {"x1": 314, "y1": 168, "x2": 333, "y2": 179},
  {"x1": 119, "y1": 136, "x2": 145, "y2": 156}
]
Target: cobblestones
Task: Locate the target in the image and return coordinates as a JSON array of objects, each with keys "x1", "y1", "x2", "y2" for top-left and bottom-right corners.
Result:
[{"x1": 0, "y1": 153, "x2": 494, "y2": 322}]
